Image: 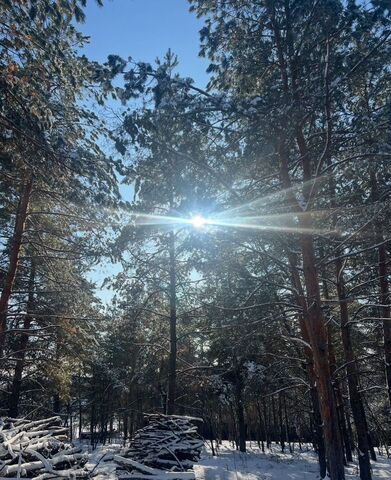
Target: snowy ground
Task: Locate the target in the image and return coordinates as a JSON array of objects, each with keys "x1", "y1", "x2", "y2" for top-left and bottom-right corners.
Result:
[{"x1": 194, "y1": 442, "x2": 391, "y2": 480}]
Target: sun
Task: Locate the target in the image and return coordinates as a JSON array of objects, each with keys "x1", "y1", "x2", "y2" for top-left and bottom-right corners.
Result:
[{"x1": 190, "y1": 215, "x2": 207, "y2": 229}]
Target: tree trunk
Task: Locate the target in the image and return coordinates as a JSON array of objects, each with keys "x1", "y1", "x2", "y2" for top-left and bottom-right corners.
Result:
[
  {"x1": 336, "y1": 257, "x2": 372, "y2": 480},
  {"x1": 78, "y1": 369, "x2": 83, "y2": 438},
  {"x1": 90, "y1": 404, "x2": 95, "y2": 448},
  {"x1": 309, "y1": 381, "x2": 327, "y2": 476},
  {"x1": 0, "y1": 176, "x2": 33, "y2": 356},
  {"x1": 234, "y1": 376, "x2": 246, "y2": 452},
  {"x1": 328, "y1": 326, "x2": 352, "y2": 464},
  {"x1": 123, "y1": 413, "x2": 128, "y2": 445},
  {"x1": 283, "y1": 395, "x2": 293, "y2": 454},
  {"x1": 68, "y1": 402, "x2": 73, "y2": 441},
  {"x1": 271, "y1": 395, "x2": 278, "y2": 444},
  {"x1": 256, "y1": 401, "x2": 265, "y2": 452},
  {"x1": 287, "y1": 251, "x2": 327, "y2": 477},
  {"x1": 376, "y1": 225, "x2": 391, "y2": 409},
  {"x1": 322, "y1": 264, "x2": 353, "y2": 464},
  {"x1": 269, "y1": 2, "x2": 344, "y2": 474},
  {"x1": 167, "y1": 230, "x2": 177, "y2": 415},
  {"x1": 278, "y1": 394, "x2": 285, "y2": 453},
  {"x1": 370, "y1": 170, "x2": 391, "y2": 410},
  {"x1": 263, "y1": 399, "x2": 271, "y2": 449},
  {"x1": 53, "y1": 393, "x2": 61, "y2": 415},
  {"x1": 300, "y1": 228, "x2": 345, "y2": 480},
  {"x1": 8, "y1": 260, "x2": 35, "y2": 417}
]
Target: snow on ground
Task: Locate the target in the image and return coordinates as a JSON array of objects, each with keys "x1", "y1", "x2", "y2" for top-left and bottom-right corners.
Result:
[{"x1": 194, "y1": 442, "x2": 391, "y2": 480}]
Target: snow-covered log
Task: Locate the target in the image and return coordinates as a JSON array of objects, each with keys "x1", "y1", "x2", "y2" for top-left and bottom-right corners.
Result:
[
  {"x1": 0, "y1": 416, "x2": 89, "y2": 478},
  {"x1": 115, "y1": 414, "x2": 203, "y2": 475},
  {"x1": 0, "y1": 414, "x2": 203, "y2": 479}
]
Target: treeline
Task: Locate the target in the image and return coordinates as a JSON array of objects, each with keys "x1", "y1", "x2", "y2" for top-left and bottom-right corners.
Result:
[{"x1": 1, "y1": 2, "x2": 391, "y2": 480}]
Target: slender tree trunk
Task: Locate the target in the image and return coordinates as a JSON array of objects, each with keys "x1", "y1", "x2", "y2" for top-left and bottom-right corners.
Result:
[
  {"x1": 370, "y1": 166, "x2": 391, "y2": 410},
  {"x1": 123, "y1": 413, "x2": 128, "y2": 445},
  {"x1": 78, "y1": 369, "x2": 83, "y2": 438},
  {"x1": 329, "y1": 328, "x2": 353, "y2": 463},
  {"x1": 283, "y1": 395, "x2": 293, "y2": 454},
  {"x1": 300, "y1": 228, "x2": 345, "y2": 480},
  {"x1": 256, "y1": 401, "x2": 265, "y2": 452},
  {"x1": 368, "y1": 433, "x2": 377, "y2": 462},
  {"x1": 53, "y1": 393, "x2": 61, "y2": 415},
  {"x1": 294, "y1": 38, "x2": 344, "y2": 476},
  {"x1": 321, "y1": 256, "x2": 353, "y2": 464},
  {"x1": 345, "y1": 401, "x2": 355, "y2": 453},
  {"x1": 272, "y1": 395, "x2": 278, "y2": 445},
  {"x1": 378, "y1": 235, "x2": 391, "y2": 408},
  {"x1": 0, "y1": 176, "x2": 33, "y2": 356},
  {"x1": 79, "y1": 400, "x2": 82, "y2": 438},
  {"x1": 8, "y1": 260, "x2": 35, "y2": 417},
  {"x1": 167, "y1": 230, "x2": 177, "y2": 415},
  {"x1": 68, "y1": 402, "x2": 73, "y2": 441},
  {"x1": 336, "y1": 257, "x2": 372, "y2": 480},
  {"x1": 278, "y1": 394, "x2": 285, "y2": 453},
  {"x1": 90, "y1": 404, "x2": 95, "y2": 447},
  {"x1": 209, "y1": 430, "x2": 216, "y2": 456},
  {"x1": 263, "y1": 400, "x2": 271, "y2": 449},
  {"x1": 287, "y1": 252, "x2": 327, "y2": 477},
  {"x1": 270, "y1": 3, "x2": 344, "y2": 474},
  {"x1": 234, "y1": 369, "x2": 246, "y2": 452}
]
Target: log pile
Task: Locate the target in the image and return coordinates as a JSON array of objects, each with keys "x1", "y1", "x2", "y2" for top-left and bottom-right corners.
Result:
[
  {"x1": 110, "y1": 414, "x2": 204, "y2": 480},
  {"x1": 0, "y1": 416, "x2": 89, "y2": 478},
  {"x1": 0, "y1": 414, "x2": 204, "y2": 479}
]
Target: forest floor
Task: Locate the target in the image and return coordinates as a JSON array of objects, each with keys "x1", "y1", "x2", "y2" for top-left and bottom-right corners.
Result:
[{"x1": 194, "y1": 442, "x2": 391, "y2": 480}]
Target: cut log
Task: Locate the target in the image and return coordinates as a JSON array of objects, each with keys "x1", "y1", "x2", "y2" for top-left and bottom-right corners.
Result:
[
  {"x1": 0, "y1": 416, "x2": 88, "y2": 478},
  {"x1": 0, "y1": 414, "x2": 203, "y2": 479},
  {"x1": 116, "y1": 414, "x2": 203, "y2": 474}
]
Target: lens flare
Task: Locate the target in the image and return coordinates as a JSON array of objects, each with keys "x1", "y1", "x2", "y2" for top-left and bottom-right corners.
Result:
[
  {"x1": 105, "y1": 188, "x2": 340, "y2": 237},
  {"x1": 191, "y1": 215, "x2": 207, "y2": 229}
]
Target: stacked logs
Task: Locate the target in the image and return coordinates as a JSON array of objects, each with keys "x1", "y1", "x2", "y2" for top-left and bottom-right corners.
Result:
[
  {"x1": 0, "y1": 416, "x2": 89, "y2": 478},
  {"x1": 0, "y1": 414, "x2": 204, "y2": 479},
  {"x1": 110, "y1": 414, "x2": 204, "y2": 479}
]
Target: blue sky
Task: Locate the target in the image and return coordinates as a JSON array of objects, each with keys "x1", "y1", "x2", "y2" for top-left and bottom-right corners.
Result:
[
  {"x1": 80, "y1": 0, "x2": 210, "y2": 304},
  {"x1": 80, "y1": 0, "x2": 210, "y2": 86}
]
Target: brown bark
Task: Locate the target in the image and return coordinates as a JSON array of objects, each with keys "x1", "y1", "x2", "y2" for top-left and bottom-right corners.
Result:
[
  {"x1": 328, "y1": 325, "x2": 354, "y2": 463},
  {"x1": 336, "y1": 257, "x2": 372, "y2": 480},
  {"x1": 268, "y1": 2, "x2": 344, "y2": 475},
  {"x1": 293, "y1": 106, "x2": 344, "y2": 479},
  {"x1": 8, "y1": 260, "x2": 35, "y2": 417},
  {"x1": 320, "y1": 253, "x2": 353, "y2": 464},
  {"x1": 299, "y1": 224, "x2": 345, "y2": 480},
  {"x1": 0, "y1": 176, "x2": 33, "y2": 356},
  {"x1": 282, "y1": 177, "x2": 343, "y2": 478},
  {"x1": 167, "y1": 229, "x2": 177, "y2": 415},
  {"x1": 287, "y1": 251, "x2": 327, "y2": 477},
  {"x1": 275, "y1": 104, "x2": 344, "y2": 479},
  {"x1": 370, "y1": 170, "x2": 391, "y2": 409}
]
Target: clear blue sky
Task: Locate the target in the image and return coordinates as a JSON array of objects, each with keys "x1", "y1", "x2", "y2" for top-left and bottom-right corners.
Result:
[{"x1": 80, "y1": 0, "x2": 210, "y2": 87}]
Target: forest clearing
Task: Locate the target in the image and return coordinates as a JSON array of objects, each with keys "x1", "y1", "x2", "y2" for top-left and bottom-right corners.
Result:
[{"x1": 1, "y1": 0, "x2": 391, "y2": 479}]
